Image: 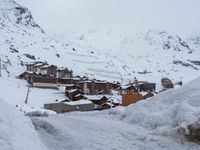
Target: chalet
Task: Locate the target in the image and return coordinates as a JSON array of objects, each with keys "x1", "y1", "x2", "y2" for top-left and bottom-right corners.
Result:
[
  {"x1": 26, "y1": 61, "x2": 47, "y2": 72},
  {"x1": 44, "y1": 100, "x2": 95, "y2": 113},
  {"x1": 56, "y1": 67, "x2": 73, "y2": 79},
  {"x1": 78, "y1": 80, "x2": 113, "y2": 95},
  {"x1": 57, "y1": 77, "x2": 81, "y2": 84},
  {"x1": 65, "y1": 89, "x2": 84, "y2": 101},
  {"x1": 100, "y1": 103, "x2": 113, "y2": 110},
  {"x1": 118, "y1": 85, "x2": 138, "y2": 95},
  {"x1": 65, "y1": 84, "x2": 81, "y2": 91},
  {"x1": 19, "y1": 71, "x2": 57, "y2": 88},
  {"x1": 40, "y1": 65, "x2": 57, "y2": 77},
  {"x1": 85, "y1": 95, "x2": 109, "y2": 110},
  {"x1": 30, "y1": 76, "x2": 57, "y2": 88},
  {"x1": 128, "y1": 81, "x2": 156, "y2": 92},
  {"x1": 107, "y1": 97, "x2": 121, "y2": 107},
  {"x1": 33, "y1": 62, "x2": 47, "y2": 73},
  {"x1": 18, "y1": 71, "x2": 33, "y2": 81}
]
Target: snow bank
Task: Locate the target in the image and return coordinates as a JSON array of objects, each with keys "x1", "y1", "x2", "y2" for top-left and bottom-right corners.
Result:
[
  {"x1": 24, "y1": 108, "x2": 57, "y2": 117},
  {"x1": 121, "y1": 77, "x2": 200, "y2": 140},
  {"x1": 19, "y1": 104, "x2": 57, "y2": 117},
  {"x1": 0, "y1": 98, "x2": 48, "y2": 150}
]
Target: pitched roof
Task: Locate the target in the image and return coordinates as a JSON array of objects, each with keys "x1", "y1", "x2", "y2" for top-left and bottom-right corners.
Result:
[
  {"x1": 85, "y1": 95, "x2": 109, "y2": 101},
  {"x1": 40, "y1": 65, "x2": 56, "y2": 69}
]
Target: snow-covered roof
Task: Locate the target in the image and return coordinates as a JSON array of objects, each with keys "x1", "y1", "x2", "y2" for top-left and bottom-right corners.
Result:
[
  {"x1": 40, "y1": 65, "x2": 56, "y2": 69},
  {"x1": 140, "y1": 92, "x2": 148, "y2": 96},
  {"x1": 65, "y1": 84, "x2": 76, "y2": 87},
  {"x1": 120, "y1": 85, "x2": 135, "y2": 89},
  {"x1": 56, "y1": 67, "x2": 68, "y2": 71},
  {"x1": 63, "y1": 100, "x2": 93, "y2": 106},
  {"x1": 79, "y1": 80, "x2": 108, "y2": 84},
  {"x1": 62, "y1": 77, "x2": 80, "y2": 80},
  {"x1": 86, "y1": 95, "x2": 108, "y2": 101},
  {"x1": 66, "y1": 89, "x2": 80, "y2": 93},
  {"x1": 74, "y1": 94, "x2": 83, "y2": 97},
  {"x1": 34, "y1": 63, "x2": 46, "y2": 67},
  {"x1": 79, "y1": 80, "x2": 93, "y2": 83},
  {"x1": 101, "y1": 102, "x2": 114, "y2": 107}
]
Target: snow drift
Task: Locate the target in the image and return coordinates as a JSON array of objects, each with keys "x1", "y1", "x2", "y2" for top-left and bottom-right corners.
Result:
[
  {"x1": 0, "y1": 98, "x2": 48, "y2": 150},
  {"x1": 121, "y1": 77, "x2": 200, "y2": 142}
]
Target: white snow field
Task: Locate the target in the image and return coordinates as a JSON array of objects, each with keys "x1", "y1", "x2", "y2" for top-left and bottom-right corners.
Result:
[
  {"x1": 30, "y1": 77, "x2": 200, "y2": 150},
  {"x1": 0, "y1": 98, "x2": 48, "y2": 150}
]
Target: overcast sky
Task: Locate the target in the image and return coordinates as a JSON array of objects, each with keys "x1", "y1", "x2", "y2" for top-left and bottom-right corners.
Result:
[{"x1": 15, "y1": 0, "x2": 200, "y2": 36}]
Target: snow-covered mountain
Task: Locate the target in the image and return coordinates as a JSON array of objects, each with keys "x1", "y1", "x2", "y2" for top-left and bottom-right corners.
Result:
[{"x1": 0, "y1": 0, "x2": 200, "y2": 88}]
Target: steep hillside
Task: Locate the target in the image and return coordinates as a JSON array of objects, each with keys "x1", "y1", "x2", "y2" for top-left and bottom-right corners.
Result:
[{"x1": 0, "y1": 0, "x2": 200, "y2": 88}]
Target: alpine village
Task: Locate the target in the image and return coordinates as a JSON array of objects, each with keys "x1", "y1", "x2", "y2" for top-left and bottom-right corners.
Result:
[{"x1": 18, "y1": 61, "x2": 182, "y2": 113}]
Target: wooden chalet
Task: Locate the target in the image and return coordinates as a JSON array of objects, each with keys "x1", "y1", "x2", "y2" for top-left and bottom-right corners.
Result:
[
  {"x1": 118, "y1": 85, "x2": 138, "y2": 95},
  {"x1": 127, "y1": 81, "x2": 156, "y2": 92},
  {"x1": 57, "y1": 77, "x2": 81, "y2": 84},
  {"x1": 65, "y1": 84, "x2": 81, "y2": 91},
  {"x1": 78, "y1": 80, "x2": 113, "y2": 95},
  {"x1": 26, "y1": 61, "x2": 47, "y2": 72},
  {"x1": 100, "y1": 103, "x2": 114, "y2": 110},
  {"x1": 19, "y1": 71, "x2": 55, "y2": 83},
  {"x1": 85, "y1": 95, "x2": 109, "y2": 107},
  {"x1": 65, "y1": 89, "x2": 84, "y2": 101},
  {"x1": 40, "y1": 65, "x2": 57, "y2": 77},
  {"x1": 56, "y1": 67, "x2": 73, "y2": 79}
]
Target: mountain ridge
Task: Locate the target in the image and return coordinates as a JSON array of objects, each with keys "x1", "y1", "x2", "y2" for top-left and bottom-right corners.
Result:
[{"x1": 0, "y1": 0, "x2": 200, "y2": 89}]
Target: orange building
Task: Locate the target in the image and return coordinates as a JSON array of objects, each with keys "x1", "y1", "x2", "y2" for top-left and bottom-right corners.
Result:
[{"x1": 122, "y1": 94, "x2": 145, "y2": 106}]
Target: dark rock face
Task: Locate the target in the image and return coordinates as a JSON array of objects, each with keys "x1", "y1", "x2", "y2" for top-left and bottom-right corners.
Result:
[
  {"x1": 161, "y1": 77, "x2": 174, "y2": 89},
  {"x1": 24, "y1": 54, "x2": 36, "y2": 60},
  {"x1": 13, "y1": 6, "x2": 45, "y2": 33},
  {"x1": 173, "y1": 60, "x2": 199, "y2": 70},
  {"x1": 145, "y1": 30, "x2": 192, "y2": 53},
  {"x1": 188, "y1": 60, "x2": 200, "y2": 66},
  {"x1": 185, "y1": 123, "x2": 200, "y2": 143},
  {"x1": 0, "y1": 0, "x2": 45, "y2": 33}
]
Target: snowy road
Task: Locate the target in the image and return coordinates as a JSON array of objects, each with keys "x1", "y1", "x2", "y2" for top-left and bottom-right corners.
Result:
[{"x1": 31, "y1": 112, "x2": 198, "y2": 150}]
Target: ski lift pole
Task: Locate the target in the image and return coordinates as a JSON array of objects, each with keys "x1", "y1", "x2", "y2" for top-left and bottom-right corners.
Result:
[
  {"x1": 25, "y1": 86, "x2": 30, "y2": 104},
  {"x1": 0, "y1": 57, "x2": 1, "y2": 77}
]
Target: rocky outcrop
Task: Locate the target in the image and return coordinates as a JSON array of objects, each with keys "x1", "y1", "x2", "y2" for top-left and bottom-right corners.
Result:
[
  {"x1": 0, "y1": 0, "x2": 44, "y2": 33},
  {"x1": 161, "y1": 77, "x2": 174, "y2": 89},
  {"x1": 173, "y1": 60, "x2": 199, "y2": 70}
]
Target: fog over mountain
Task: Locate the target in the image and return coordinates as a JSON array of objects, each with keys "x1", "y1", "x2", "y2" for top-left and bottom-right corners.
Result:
[{"x1": 15, "y1": 0, "x2": 200, "y2": 36}]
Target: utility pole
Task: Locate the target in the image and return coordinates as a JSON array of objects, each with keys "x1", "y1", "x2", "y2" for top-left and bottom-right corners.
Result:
[
  {"x1": 0, "y1": 57, "x2": 1, "y2": 77},
  {"x1": 25, "y1": 86, "x2": 30, "y2": 104}
]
